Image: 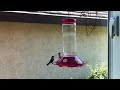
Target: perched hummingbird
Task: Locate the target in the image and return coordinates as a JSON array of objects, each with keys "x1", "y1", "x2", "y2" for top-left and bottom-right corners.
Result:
[
  {"x1": 58, "y1": 53, "x2": 61, "y2": 58},
  {"x1": 47, "y1": 56, "x2": 54, "y2": 66}
]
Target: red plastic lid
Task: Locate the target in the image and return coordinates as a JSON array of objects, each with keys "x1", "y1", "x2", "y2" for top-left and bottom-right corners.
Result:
[{"x1": 62, "y1": 18, "x2": 76, "y2": 24}]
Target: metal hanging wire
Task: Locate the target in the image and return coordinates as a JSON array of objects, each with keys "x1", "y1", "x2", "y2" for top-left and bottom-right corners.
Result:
[
  {"x1": 85, "y1": 11, "x2": 97, "y2": 36},
  {"x1": 89, "y1": 12, "x2": 97, "y2": 34}
]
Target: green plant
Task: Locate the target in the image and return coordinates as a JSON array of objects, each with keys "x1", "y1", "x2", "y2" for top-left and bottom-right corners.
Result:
[{"x1": 86, "y1": 63, "x2": 108, "y2": 79}]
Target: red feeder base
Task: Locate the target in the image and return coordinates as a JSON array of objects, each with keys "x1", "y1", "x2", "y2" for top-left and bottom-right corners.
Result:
[{"x1": 53, "y1": 55, "x2": 86, "y2": 67}]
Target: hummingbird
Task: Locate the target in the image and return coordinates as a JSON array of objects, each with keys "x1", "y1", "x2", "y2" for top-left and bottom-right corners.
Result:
[
  {"x1": 47, "y1": 56, "x2": 54, "y2": 66},
  {"x1": 58, "y1": 53, "x2": 61, "y2": 58}
]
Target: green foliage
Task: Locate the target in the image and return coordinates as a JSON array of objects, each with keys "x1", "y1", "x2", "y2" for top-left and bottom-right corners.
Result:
[{"x1": 86, "y1": 63, "x2": 108, "y2": 79}]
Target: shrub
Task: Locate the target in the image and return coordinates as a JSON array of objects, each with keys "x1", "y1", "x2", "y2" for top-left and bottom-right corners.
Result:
[{"x1": 86, "y1": 63, "x2": 108, "y2": 79}]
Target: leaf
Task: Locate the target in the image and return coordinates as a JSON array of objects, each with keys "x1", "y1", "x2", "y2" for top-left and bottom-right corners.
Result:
[{"x1": 87, "y1": 62, "x2": 108, "y2": 79}]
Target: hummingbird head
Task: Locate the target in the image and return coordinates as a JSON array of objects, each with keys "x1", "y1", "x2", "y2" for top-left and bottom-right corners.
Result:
[{"x1": 51, "y1": 56, "x2": 54, "y2": 58}]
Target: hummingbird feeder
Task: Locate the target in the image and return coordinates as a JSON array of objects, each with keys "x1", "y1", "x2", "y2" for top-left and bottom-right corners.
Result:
[{"x1": 53, "y1": 18, "x2": 86, "y2": 67}]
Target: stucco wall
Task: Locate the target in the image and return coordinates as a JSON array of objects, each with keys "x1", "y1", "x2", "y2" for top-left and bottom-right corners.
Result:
[{"x1": 0, "y1": 21, "x2": 108, "y2": 79}]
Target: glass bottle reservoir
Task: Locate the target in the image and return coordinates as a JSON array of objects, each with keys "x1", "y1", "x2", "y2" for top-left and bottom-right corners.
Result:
[
  {"x1": 53, "y1": 18, "x2": 85, "y2": 67},
  {"x1": 62, "y1": 19, "x2": 76, "y2": 55}
]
